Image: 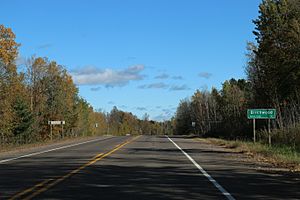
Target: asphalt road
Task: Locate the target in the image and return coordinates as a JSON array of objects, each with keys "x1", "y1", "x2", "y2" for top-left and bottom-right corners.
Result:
[{"x1": 0, "y1": 135, "x2": 299, "y2": 200}]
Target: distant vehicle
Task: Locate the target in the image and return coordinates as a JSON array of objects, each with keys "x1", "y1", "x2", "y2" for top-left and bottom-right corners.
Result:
[{"x1": 126, "y1": 133, "x2": 131, "y2": 136}]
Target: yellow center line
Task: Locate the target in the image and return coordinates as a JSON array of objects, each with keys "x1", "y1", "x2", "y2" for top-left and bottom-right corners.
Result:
[
  {"x1": 9, "y1": 136, "x2": 141, "y2": 200},
  {"x1": 9, "y1": 179, "x2": 53, "y2": 200},
  {"x1": 92, "y1": 152, "x2": 104, "y2": 160}
]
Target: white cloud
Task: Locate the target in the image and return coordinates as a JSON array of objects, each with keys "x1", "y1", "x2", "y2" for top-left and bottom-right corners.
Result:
[
  {"x1": 37, "y1": 43, "x2": 52, "y2": 49},
  {"x1": 15, "y1": 55, "x2": 27, "y2": 66},
  {"x1": 126, "y1": 56, "x2": 136, "y2": 60},
  {"x1": 169, "y1": 84, "x2": 190, "y2": 91},
  {"x1": 172, "y1": 76, "x2": 183, "y2": 80},
  {"x1": 91, "y1": 86, "x2": 101, "y2": 91},
  {"x1": 138, "y1": 82, "x2": 169, "y2": 89},
  {"x1": 155, "y1": 73, "x2": 169, "y2": 79},
  {"x1": 198, "y1": 72, "x2": 212, "y2": 79},
  {"x1": 136, "y1": 107, "x2": 147, "y2": 111},
  {"x1": 138, "y1": 83, "x2": 190, "y2": 91},
  {"x1": 120, "y1": 105, "x2": 128, "y2": 109},
  {"x1": 71, "y1": 65, "x2": 145, "y2": 87},
  {"x1": 153, "y1": 108, "x2": 174, "y2": 121}
]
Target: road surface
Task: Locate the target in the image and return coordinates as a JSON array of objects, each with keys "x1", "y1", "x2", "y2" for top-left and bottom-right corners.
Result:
[{"x1": 0, "y1": 135, "x2": 299, "y2": 199}]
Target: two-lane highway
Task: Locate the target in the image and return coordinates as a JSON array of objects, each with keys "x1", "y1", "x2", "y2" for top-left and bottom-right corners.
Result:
[
  {"x1": 0, "y1": 136, "x2": 132, "y2": 199},
  {"x1": 0, "y1": 136, "x2": 299, "y2": 199}
]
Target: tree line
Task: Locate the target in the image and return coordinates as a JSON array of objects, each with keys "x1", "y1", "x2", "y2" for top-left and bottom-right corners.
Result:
[
  {"x1": 0, "y1": 25, "x2": 167, "y2": 145},
  {"x1": 173, "y1": 0, "x2": 300, "y2": 148}
]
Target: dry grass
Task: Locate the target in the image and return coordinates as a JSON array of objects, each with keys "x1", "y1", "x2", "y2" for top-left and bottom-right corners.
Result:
[
  {"x1": 201, "y1": 138, "x2": 300, "y2": 172},
  {"x1": 0, "y1": 135, "x2": 105, "y2": 156}
]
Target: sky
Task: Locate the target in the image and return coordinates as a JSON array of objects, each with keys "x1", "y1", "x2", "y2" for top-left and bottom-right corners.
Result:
[{"x1": 1, "y1": 0, "x2": 261, "y2": 121}]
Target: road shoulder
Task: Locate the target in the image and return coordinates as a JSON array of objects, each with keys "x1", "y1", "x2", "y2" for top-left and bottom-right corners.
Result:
[
  {"x1": 0, "y1": 135, "x2": 113, "y2": 162},
  {"x1": 194, "y1": 137, "x2": 300, "y2": 173}
]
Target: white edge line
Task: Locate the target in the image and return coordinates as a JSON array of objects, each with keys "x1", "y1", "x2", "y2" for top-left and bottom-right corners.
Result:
[
  {"x1": 166, "y1": 136, "x2": 235, "y2": 200},
  {"x1": 0, "y1": 136, "x2": 113, "y2": 164}
]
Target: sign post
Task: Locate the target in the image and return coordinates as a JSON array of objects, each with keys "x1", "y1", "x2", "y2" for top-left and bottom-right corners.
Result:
[
  {"x1": 191, "y1": 122, "x2": 196, "y2": 135},
  {"x1": 247, "y1": 109, "x2": 276, "y2": 144},
  {"x1": 268, "y1": 119, "x2": 271, "y2": 146},
  {"x1": 253, "y1": 118, "x2": 256, "y2": 143},
  {"x1": 48, "y1": 121, "x2": 66, "y2": 140},
  {"x1": 50, "y1": 123, "x2": 53, "y2": 141}
]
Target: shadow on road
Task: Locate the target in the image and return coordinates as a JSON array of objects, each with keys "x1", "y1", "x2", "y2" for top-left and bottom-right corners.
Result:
[
  {"x1": 43, "y1": 149, "x2": 300, "y2": 200},
  {"x1": 45, "y1": 164, "x2": 226, "y2": 200},
  {"x1": 0, "y1": 136, "x2": 299, "y2": 200}
]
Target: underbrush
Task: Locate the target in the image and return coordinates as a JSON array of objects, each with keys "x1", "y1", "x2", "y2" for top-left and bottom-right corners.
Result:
[{"x1": 205, "y1": 138, "x2": 300, "y2": 171}]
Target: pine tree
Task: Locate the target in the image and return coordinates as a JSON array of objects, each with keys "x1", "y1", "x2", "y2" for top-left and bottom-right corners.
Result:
[{"x1": 13, "y1": 97, "x2": 33, "y2": 137}]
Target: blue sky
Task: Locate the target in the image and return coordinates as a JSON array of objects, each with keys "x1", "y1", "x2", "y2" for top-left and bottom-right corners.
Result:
[{"x1": 1, "y1": 0, "x2": 261, "y2": 121}]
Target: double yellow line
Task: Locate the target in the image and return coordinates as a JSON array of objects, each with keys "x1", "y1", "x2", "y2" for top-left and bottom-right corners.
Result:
[{"x1": 9, "y1": 136, "x2": 140, "y2": 200}]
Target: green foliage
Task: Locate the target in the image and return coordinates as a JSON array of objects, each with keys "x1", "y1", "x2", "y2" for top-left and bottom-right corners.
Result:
[
  {"x1": 173, "y1": 0, "x2": 300, "y2": 151},
  {"x1": 12, "y1": 97, "x2": 33, "y2": 136},
  {"x1": 106, "y1": 107, "x2": 163, "y2": 136},
  {"x1": 174, "y1": 99, "x2": 192, "y2": 135},
  {"x1": 252, "y1": 0, "x2": 299, "y2": 100},
  {"x1": 0, "y1": 24, "x2": 167, "y2": 146},
  {"x1": 174, "y1": 79, "x2": 251, "y2": 138},
  {"x1": 250, "y1": 0, "x2": 300, "y2": 129}
]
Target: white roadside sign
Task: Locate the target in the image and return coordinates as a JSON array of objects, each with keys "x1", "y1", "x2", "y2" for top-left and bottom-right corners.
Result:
[{"x1": 48, "y1": 121, "x2": 65, "y2": 125}]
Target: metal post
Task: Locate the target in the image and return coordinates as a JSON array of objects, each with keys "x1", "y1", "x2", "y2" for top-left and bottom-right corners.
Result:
[
  {"x1": 62, "y1": 124, "x2": 64, "y2": 139},
  {"x1": 268, "y1": 119, "x2": 271, "y2": 146},
  {"x1": 50, "y1": 124, "x2": 53, "y2": 141},
  {"x1": 253, "y1": 119, "x2": 256, "y2": 143}
]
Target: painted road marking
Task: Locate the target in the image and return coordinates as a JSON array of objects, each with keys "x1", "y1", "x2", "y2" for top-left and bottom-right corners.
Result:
[
  {"x1": 0, "y1": 136, "x2": 113, "y2": 164},
  {"x1": 8, "y1": 179, "x2": 53, "y2": 200},
  {"x1": 92, "y1": 152, "x2": 105, "y2": 160},
  {"x1": 166, "y1": 136, "x2": 235, "y2": 200},
  {"x1": 9, "y1": 136, "x2": 141, "y2": 200}
]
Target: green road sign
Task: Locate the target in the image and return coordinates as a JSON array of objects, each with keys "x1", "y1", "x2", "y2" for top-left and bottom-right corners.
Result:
[{"x1": 247, "y1": 109, "x2": 276, "y2": 119}]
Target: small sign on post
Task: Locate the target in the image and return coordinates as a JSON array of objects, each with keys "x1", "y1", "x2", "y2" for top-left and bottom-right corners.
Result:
[
  {"x1": 48, "y1": 121, "x2": 65, "y2": 125},
  {"x1": 191, "y1": 122, "x2": 197, "y2": 135},
  {"x1": 247, "y1": 109, "x2": 276, "y2": 144},
  {"x1": 191, "y1": 122, "x2": 196, "y2": 127},
  {"x1": 48, "y1": 121, "x2": 66, "y2": 140}
]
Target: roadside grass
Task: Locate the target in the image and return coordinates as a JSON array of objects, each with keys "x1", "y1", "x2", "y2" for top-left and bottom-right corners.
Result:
[
  {"x1": 202, "y1": 138, "x2": 300, "y2": 171},
  {"x1": 0, "y1": 134, "x2": 104, "y2": 155}
]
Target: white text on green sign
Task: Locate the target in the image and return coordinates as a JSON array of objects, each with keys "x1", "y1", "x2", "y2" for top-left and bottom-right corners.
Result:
[{"x1": 247, "y1": 109, "x2": 276, "y2": 119}]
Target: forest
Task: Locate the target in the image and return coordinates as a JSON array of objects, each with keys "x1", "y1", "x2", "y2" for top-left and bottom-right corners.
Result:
[
  {"x1": 0, "y1": 25, "x2": 170, "y2": 146},
  {"x1": 1, "y1": 0, "x2": 300, "y2": 150},
  {"x1": 172, "y1": 0, "x2": 300, "y2": 148}
]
